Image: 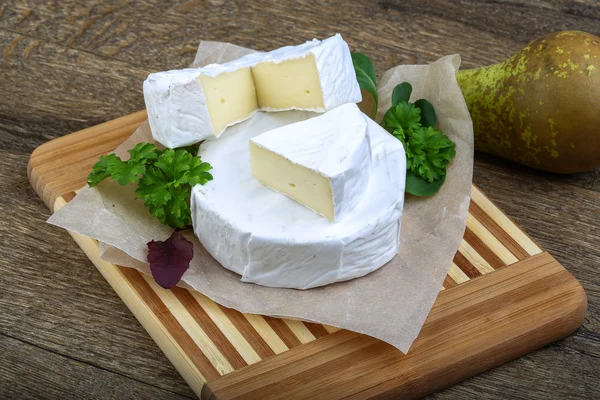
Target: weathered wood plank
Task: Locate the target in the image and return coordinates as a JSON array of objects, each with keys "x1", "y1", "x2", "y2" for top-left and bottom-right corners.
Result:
[
  {"x1": 0, "y1": 0, "x2": 599, "y2": 398},
  {"x1": 0, "y1": 0, "x2": 519, "y2": 70},
  {"x1": 0, "y1": 29, "x2": 148, "y2": 144},
  {"x1": 1, "y1": 1, "x2": 598, "y2": 72},
  {"x1": 0, "y1": 333, "x2": 193, "y2": 400},
  {"x1": 0, "y1": 147, "x2": 196, "y2": 397}
]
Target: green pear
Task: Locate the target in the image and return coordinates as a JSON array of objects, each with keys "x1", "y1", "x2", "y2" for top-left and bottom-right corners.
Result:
[{"x1": 457, "y1": 31, "x2": 600, "y2": 173}]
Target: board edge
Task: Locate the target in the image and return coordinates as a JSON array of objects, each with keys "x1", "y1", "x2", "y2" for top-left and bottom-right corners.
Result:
[{"x1": 200, "y1": 252, "x2": 587, "y2": 400}]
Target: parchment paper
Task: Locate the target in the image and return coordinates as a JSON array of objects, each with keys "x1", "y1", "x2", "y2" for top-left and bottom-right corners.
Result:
[{"x1": 48, "y1": 41, "x2": 473, "y2": 353}]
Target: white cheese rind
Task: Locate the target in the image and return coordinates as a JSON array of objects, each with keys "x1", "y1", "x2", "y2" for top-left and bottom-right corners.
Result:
[
  {"x1": 143, "y1": 54, "x2": 262, "y2": 148},
  {"x1": 250, "y1": 103, "x2": 371, "y2": 221},
  {"x1": 143, "y1": 34, "x2": 360, "y2": 148},
  {"x1": 144, "y1": 69, "x2": 212, "y2": 149},
  {"x1": 191, "y1": 111, "x2": 406, "y2": 289}
]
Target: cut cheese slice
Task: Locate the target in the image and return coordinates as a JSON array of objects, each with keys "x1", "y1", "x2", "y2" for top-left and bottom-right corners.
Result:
[
  {"x1": 251, "y1": 34, "x2": 359, "y2": 112},
  {"x1": 143, "y1": 54, "x2": 262, "y2": 149},
  {"x1": 252, "y1": 54, "x2": 325, "y2": 110},
  {"x1": 249, "y1": 103, "x2": 370, "y2": 221},
  {"x1": 199, "y1": 67, "x2": 258, "y2": 135},
  {"x1": 191, "y1": 110, "x2": 406, "y2": 289},
  {"x1": 143, "y1": 34, "x2": 361, "y2": 148}
]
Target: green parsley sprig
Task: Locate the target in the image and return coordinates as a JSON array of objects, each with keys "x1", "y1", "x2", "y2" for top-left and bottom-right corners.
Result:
[
  {"x1": 352, "y1": 53, "x2": 456, "y2": 196},
  {"x1": 381, "y1": 82, "x2": 456, "y2": 196},
  {"x1": 87, "y1": 143, "x2": 213, "y2": 228}
]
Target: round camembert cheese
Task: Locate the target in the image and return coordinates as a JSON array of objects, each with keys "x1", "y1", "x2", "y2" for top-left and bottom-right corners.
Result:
[{"x1": 191, "y1": 110, "x2": 406, "y2": 289}]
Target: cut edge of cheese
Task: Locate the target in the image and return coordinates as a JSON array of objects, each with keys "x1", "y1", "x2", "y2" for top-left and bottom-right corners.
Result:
[
  {"x1": 251, "y1": 34, "x2": 361, "y2": 113},
  {"x1": 250, "y1": 142, "x2": 335, "y2": 220},
  {"x1": 199, "y1": 67, "x2": 259, "y2": 136},
  {"x1": 251, "y1": 53, "x2": 326, "y2": 112},
  {"x1": 249, "y1": 103, "x2": 370, "y2": 222}
]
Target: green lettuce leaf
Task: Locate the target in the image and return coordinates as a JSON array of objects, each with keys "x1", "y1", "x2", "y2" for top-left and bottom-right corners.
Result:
[{"x1": 351, "y1": 52, "x2": 378, "y2": 119}]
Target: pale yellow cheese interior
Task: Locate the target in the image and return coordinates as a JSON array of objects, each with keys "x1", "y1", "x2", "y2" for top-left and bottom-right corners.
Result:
[
  {"x1": 200, "y1": 67, "x2": 258, "y2": 135},
  {"x1": 251, "y1": 54, "x2": 325, "y2": 110},
  {"x1": 250, "y1": 142, "x2": 334, "y2": 220}
]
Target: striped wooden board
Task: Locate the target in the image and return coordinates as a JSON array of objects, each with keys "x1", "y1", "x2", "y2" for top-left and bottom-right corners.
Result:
[{"x1": 29, "y1": 111, "x2": 587, "y2": 399}]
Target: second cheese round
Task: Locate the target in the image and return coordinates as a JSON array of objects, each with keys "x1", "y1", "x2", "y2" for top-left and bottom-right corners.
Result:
[{"x1": 144, "y1": 34, "x2": 361, "y2": 148}]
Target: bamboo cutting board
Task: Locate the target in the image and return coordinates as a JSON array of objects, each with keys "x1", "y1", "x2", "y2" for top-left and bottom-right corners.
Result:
[{"x1": 28, "y1": 111, "x2": 587, "y2": 400}]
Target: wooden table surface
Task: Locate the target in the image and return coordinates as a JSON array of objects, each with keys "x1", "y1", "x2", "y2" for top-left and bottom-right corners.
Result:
[{"x1": 1, "y1": 1, "x2": 598, "y2": 399}]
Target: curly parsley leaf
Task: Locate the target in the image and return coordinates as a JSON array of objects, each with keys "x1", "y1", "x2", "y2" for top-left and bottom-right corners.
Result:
[
  {"x1": 88, "y1": 143, "x2": 159, "y2": 187},
  {"x1": 154, "y1": 149, "x2": 195, "y2": 185},
  {"x1": 136, "y1": 148, "x2": 213, "y2": 229},
  {"x1": 112, "y1": 160, "x2": 146, "y2": 186},
  {"x1": 381, "y1": 101, "x2": 422, "y2": 134},
  {"x1": 87, "y1": 154, "x2": 121, "y2": 187},
  {"x1": 135, "y1": 166, "x2": 171, "y2": 207},
  {"x1": 380, "y1": 83, "x2": 457, "y2": 196},
  {"x1": 184, "y1": 158, "x2": 214, "y2": 186},
  {"x1": 391, "y1": 126, "x2": 407, "y2": 144},
  {"x1": 87, "y1": 142, "x2": 213, "y2": 229},
  {"x1": 138, "y1": 181, "x2": 192, "y2": 229},
  {"x1": 407, "y1": 126, "x2": 456, "y2": 183},
  {"x1": 129, "y1": 142, "x2": 158, "y2": 163},
  {"x1": 136, "y1": 167, "x2": 192, "y2": 229},
  {"x1": 165, "y1": 184, "x2": 194, "y2": 228}
]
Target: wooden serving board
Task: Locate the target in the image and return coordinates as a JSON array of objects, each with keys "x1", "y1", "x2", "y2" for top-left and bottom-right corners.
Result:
[{"x1": 28, "y1": 111, "x2": 587, "y2": 400}]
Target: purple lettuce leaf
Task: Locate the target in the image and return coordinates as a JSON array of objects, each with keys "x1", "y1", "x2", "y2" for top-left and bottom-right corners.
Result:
[{"x1": 147, "y1": 231, "x2": 194, "y2": 289}]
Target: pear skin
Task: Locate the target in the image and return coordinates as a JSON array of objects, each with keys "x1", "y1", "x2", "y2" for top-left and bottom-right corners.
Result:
[{"x1": 457, "y1": 31, "x2": 600, "y2": 173}]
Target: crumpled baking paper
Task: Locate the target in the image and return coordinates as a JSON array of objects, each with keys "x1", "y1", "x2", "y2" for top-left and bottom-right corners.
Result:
[{"x1": 48, "y1": 40, "x2": 473, "y2": 353}]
